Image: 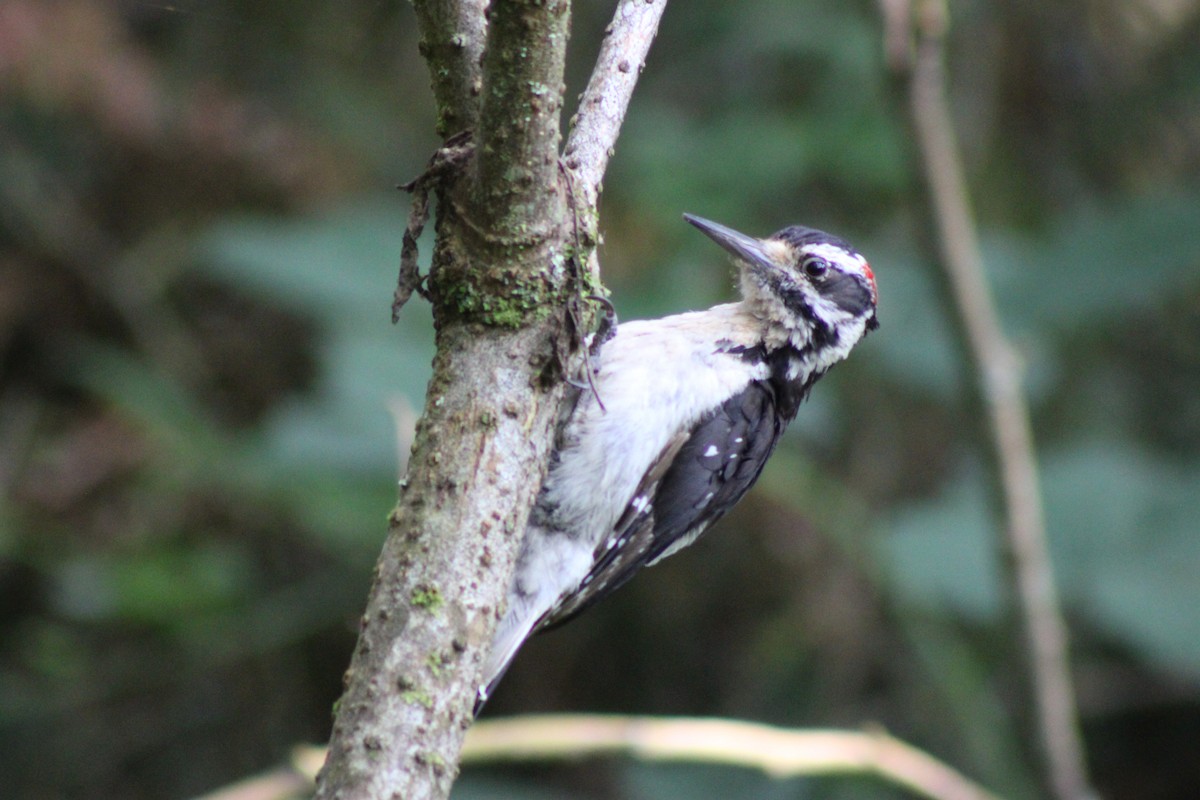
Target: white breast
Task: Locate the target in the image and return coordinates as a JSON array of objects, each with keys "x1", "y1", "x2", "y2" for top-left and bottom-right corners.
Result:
[
  {"x1": 540, "y1": 303, "x2": 769, "y2": 545},
  {"x1": 483, "y1": 303, "x2": 770, "y2": 694}
]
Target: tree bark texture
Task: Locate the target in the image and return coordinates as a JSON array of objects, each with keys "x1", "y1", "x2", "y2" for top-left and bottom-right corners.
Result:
[
  {"x1": 315, "y1": 0, "x2": 668, "y2": 796},
  {"x1": 314, "y1": 3, "x2": 672, "y2": 796},
  {"x1": 412, "y1": 0, "x2": 487, "y2": 137},
  {"x1": 314, "y1": 1, "x2": 575, "y2": 799}
]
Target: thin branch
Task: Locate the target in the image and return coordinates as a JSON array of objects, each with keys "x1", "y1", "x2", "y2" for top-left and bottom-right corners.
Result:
[
  {"x1": 560, "y1": 0, "x2": 668, "y2": 293},
  {"x1": 193, "y1": 767, "x2": 310, "y2": 800},
  {"x1": 464, "y1": 715, "x2": 1003, "y2": 800},
  {"x1": 412, "y1": 0, "x2": 487, "y2": 137},
  {"x1": 220, "y1": 717, "x2": 1004, "y2": 800},
  {"x1": 563, "y1": 0, "x2": 669, "y2": 205},
  {"x1": 884, "y1": 2, "x2": 1094, "y2": 798}
]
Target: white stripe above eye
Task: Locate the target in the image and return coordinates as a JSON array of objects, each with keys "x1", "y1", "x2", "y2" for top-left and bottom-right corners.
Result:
[{"x1": 804, "y1": 242, "x2": 868, "y2": 275}]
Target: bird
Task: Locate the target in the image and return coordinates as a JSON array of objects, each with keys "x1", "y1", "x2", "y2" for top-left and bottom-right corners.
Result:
[{"x1": 476, "y1": 213, "x2": 878, "y2": 712}]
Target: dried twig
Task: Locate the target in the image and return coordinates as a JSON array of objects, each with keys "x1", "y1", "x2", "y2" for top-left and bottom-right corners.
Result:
[
  {"x1": 883, "y1": 1, "x2": 1094, "y2": 798},
  {"x1": 192, "y1": 766, "x2": 310, "y2": 800},
  {"x1": 392, "y1": 132, "x2": 474, "y2": 320},
  {"x1": 264, "y1": 717, "x2": 1003, "y2": 800},
  {"x1": 462, "y1": 715, "x2": 1003, "y2": 800}
]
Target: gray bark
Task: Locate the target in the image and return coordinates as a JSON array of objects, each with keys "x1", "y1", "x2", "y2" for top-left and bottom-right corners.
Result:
[{"x1": 314, "y1": 2, "x2": 666, "y2": 798}]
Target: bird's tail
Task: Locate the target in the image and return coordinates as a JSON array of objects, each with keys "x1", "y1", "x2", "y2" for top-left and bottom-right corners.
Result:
[
  {"x1": 474, "y1": 603, "x2": 542, "y2": 716},
  {"x1": 473, "y1": 655, "x2": 514, "y2": 716}
]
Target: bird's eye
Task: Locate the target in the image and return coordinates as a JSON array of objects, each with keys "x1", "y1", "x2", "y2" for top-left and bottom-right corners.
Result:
[{"x1": 802, "y1": 256, "x2": 829, "y2": 279}]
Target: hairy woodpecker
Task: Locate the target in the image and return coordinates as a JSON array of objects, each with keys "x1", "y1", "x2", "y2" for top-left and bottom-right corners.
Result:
[{"x1": 477, "y1": 214, "x2": 878, "y2": 711}]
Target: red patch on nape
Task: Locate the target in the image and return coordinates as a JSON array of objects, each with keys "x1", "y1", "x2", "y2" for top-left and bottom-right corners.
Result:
[{"x1": 862, "y1": 261, "x2": 877, "y2": 300}]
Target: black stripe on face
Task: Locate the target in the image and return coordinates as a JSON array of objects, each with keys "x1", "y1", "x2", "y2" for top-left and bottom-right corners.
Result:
[
  {"x1": 771, "y1": 227, "x2": 875, "y2": 319},
  {"x1": 819, "y1": 270, "x2": 874, "y2": 317},
  {"x1": 752, "y1": 269, "x2": 838, "y2": 347}
]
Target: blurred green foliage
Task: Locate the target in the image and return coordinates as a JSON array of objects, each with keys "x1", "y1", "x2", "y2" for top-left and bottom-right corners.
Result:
[{"x1": 1, "y1": 1, "x2": 1199, "y2": 799}]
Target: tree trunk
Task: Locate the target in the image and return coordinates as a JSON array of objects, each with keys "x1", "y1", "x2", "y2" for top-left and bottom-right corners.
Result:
[{"x1": 313, "y1": 0, "x2": 666, "y2": 798}]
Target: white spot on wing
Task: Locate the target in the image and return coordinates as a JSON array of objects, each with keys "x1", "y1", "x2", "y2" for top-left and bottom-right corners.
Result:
[{"x1": 703, "y1": 444, "x2": 719, "y2": 457}]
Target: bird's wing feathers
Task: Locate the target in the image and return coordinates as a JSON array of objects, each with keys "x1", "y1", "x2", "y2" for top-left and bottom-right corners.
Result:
[{"x1": 539, "y1": 381, "x2": 783, "y2": 631}]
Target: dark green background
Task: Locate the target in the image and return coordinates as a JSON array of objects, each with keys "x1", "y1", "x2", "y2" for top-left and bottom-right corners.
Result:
[{"x1": 1, "y1": 1, "x2": 1198, "y2": 798}]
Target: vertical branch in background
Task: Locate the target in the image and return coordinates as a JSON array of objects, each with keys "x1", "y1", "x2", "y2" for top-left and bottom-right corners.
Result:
[{"x1": 883, "y1": 2, "x2": 1094, "y2": 799}]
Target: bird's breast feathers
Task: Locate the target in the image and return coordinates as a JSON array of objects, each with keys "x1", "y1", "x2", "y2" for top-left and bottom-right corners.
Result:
[{"x1": 538, "y1": 305, "x2": 770, "y2": 547}]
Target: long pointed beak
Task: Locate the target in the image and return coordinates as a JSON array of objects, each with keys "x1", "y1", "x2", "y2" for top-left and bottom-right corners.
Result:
[{"x1": 683, "y1": 214, "x2": 775, "y2": 270}]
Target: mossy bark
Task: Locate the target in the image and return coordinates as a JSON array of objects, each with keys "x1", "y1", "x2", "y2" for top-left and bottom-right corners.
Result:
[{"x1": 313, "y1": 2, "x2": 578, "y2": 800}]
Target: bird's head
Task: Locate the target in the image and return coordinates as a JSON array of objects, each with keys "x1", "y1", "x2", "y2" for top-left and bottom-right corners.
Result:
[{"x1": 684, "y1": 213, "x2": 878, "y2": 358}]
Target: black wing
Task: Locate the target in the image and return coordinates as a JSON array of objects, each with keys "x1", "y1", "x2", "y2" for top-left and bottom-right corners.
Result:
[{"x1": 539, "y1": 381, "x2": 785, "y2": 631}]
